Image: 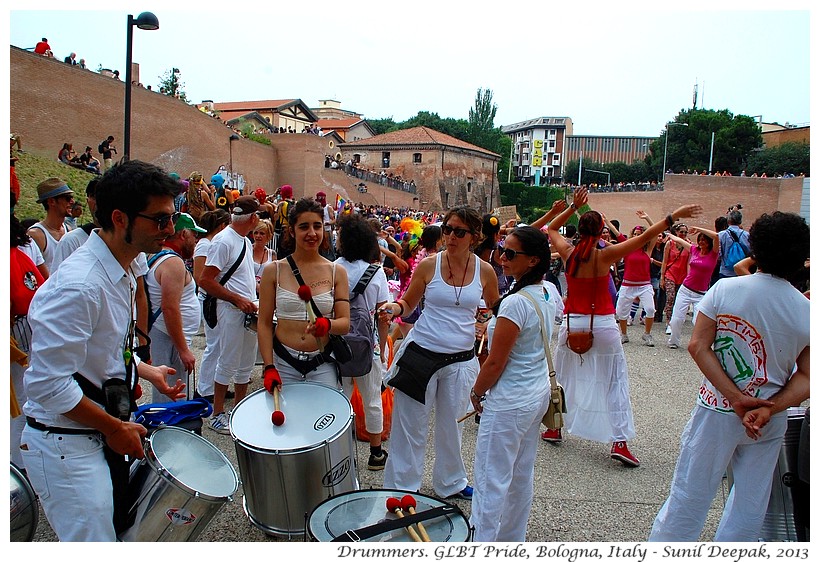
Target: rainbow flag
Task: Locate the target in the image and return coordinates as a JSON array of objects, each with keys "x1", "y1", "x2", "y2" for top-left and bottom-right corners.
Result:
[{"x1": 336, "y1": 195, "x2": 345, "y2": 212}]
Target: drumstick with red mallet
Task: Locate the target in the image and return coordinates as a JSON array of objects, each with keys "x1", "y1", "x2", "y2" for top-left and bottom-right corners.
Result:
[
  {"x1": 401, "y1": 495, "x2": 431, "y2": 542},
  {"x1": 264, "y1": 364, "x2": 285, "y2": 426},
  {"x1": 385, "y1": 497, "x2": 422, "y2": 542},
  {"x1": 297, "y1": 285, "x2": 327, "y2": 352}
]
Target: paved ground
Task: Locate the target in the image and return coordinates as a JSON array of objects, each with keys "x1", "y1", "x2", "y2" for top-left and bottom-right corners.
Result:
[{"x1": 28, "y1": 317, "x2": 733, "y2": 543}]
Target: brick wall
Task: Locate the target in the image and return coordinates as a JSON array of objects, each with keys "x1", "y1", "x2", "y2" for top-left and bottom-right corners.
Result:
[
  {"x1": 10, "y1": 46, "x2": 419, "y2": 209},
  {"x1": 589, "y1": 174, "x2": 804, "y2": 230}
]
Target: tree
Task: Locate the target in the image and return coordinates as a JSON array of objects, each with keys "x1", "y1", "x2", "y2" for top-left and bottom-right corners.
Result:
[
  {"x1": 468, "y1": 88, "x2": 497, "y2": 151},
  {"x1": 157, "y1": 67, "x2": 189, "y2": 103},
  {"x1": 745, "y1": 142, "x2": 809, "y2": 177},
  {"x1": 368, "y1": 117, "x2": 397, "y2": 136}
]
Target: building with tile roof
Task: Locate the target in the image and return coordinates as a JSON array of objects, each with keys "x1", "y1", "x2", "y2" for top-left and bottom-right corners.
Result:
[
  {"x1": 202, "y1": 99, "x2": 319, "y2": 134},
  {"x1": 342, "y1": 126, "x2": 501, "y2": 212}
]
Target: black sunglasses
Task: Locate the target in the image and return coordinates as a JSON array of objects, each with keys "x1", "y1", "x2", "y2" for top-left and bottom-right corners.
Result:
[
  {"x1": 442, "y1": 224, "x2": 472, "y2": 238},
  {"x1": 134, "y1": 211, "x2": 180, "y2": 230},
  {"x1": 501, "y1": 248, "x2": 531, "y2": 260}
]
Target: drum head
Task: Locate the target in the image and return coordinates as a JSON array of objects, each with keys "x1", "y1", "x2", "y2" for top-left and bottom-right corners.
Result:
[
  {"x1": 148, "y1": 426, "x2": 238, "y2": 499},
  {"x1": 231, "y1": 384, "x2": 352, "y2": 452},
  {"x1": 308, "y1": 489, "x2": 470, "y2": 542}
]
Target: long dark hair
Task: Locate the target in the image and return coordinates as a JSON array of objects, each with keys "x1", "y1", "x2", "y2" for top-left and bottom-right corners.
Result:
[
  {"x1": 337, "y1": 213, "x2": 379, "y2": 263},
  {"x1": 491, "y1": 226, "x2": 551, "y2": 315},
  {"x1": 566, "y1": 210, "x2": 603, "y2": 277}
]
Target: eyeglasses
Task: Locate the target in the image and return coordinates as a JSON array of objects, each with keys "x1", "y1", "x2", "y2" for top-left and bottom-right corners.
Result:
[
  {"x1": 442, "y1": 224, "x2": 472, "y2": 238},
  {"x1": 134, "y1": 211, "x2": 180, "y2": 230},
  {"x1": 501, "y1": 248, "x2": 531, "y2": 260}
]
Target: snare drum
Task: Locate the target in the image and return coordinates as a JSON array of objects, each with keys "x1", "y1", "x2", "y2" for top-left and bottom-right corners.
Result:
[
  {"x1": 244, "y1": 300, "x2": 260, "y2": 332},
  {"x1": 231, "y1": 384, "x2": 359, "y2": 537},
  {"x1": 307, "y1": 489, "x2": 471, "y2": 542},
  {"x1": 118, "y1": 426, "x2": 239, "y2": 542},
  {"x1": 10, "y1": 462, "x2": 39, "y2": 542}
]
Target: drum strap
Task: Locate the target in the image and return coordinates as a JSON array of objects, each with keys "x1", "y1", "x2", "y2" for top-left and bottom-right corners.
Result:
[
  {"x1": 331, "y1": 504, "x2": 462, "y2": 542},
  {"x1": 273, "y1": 336, "x2": 335, "y2": 375}
]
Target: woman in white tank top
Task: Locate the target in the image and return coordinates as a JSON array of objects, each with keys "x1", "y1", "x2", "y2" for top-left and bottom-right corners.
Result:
[
  {"x1": 256, "y1": 197, "x2": 350, "y2": 388},
  {"x1": 378, "y1": 206, "x2": 500, "y2": 500}
]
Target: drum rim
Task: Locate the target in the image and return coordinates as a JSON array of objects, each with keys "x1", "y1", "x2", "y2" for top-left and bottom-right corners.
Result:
[
  {"x1": 229, "y1": 385, "x2": 353, "y2": 450},
  {"x1": 306, "y1": 488, "x2": 470, "y2": 542},
  {"x1": 10, "y1": 462, "x2": 39, "y2": 542},
  {"x1": 145, "y1": 426, "x2": 239, "y2": 500}
]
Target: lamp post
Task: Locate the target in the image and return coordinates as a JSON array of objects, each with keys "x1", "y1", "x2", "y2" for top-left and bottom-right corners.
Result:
[
  {"x1": 229, "y1": 133, "x2": 240, "y2": 187},
  {"x1": 661, "y1": 122, "x2": 688, "y2": 180},
  {"x1": 123, "y1": 12, "x2": 159, "y2": 162}
]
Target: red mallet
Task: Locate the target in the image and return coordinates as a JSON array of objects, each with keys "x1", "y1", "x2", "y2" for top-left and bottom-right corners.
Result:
[
  {"x1": 296, "y1": 285, "x2": 317, "y2": 323},
  {"x1": 385, "y1": 497, "x2": 422, "y2": 542},
  {"x1": 271, "y1": 386, "x2": 285, "y2": 426},
  {"x1": 401, "y1": 495, "x2": 431, "y2": 542}
]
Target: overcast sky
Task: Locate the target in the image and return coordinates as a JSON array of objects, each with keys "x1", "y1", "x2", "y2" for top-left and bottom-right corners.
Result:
[{"x1": 5, "y1": 1, "x2": 813, "y2": 138}]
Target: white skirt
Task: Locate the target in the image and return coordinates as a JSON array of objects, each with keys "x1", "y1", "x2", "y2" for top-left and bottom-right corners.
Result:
[{"x1": 555, "y1": 314, "x2": 636, "y2": 443}]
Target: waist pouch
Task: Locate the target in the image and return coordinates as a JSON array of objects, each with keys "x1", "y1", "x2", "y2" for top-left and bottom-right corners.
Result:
[
  {"x1": 389, "y1": 341, "x2": 474, "y2": 404},
  {"x1": 273, "y1": 337, "x2": 335, "y2": 376}
]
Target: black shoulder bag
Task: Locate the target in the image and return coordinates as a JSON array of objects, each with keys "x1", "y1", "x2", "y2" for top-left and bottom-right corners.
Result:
[{"x1": 203, "y1": 243, "x2": 247, "y2": 329}]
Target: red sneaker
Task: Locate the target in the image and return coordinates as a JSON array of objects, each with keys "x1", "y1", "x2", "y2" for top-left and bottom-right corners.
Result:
[
  {"x1": 541, "y1": 428, "x2": 563, "y2": 443},
  {"x1": 610, "y1": 441, "x2": 640, "y2": 467}
]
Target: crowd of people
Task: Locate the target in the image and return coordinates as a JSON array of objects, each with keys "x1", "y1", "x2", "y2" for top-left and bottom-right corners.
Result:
[{"x1": 9, "y1": 154, "x2": 810, "y2": 543}]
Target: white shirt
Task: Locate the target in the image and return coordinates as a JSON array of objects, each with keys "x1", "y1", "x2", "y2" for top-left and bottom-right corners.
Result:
[
  {"x1": 334, "y1": 258, "x2": 389, "y2": 315},
  {"x1": 205, "y1": 226, "x2": 256, "y2": 301},
  {"x1": 194, "y1": 237, "x2": 212, "y2": 298},
  {"x1": 485, "y1": 284, "x2": 555, "y2": 410},
  {"x1": 20, "y1": 238, "x2": 45, "y2": 268},
  {"x1": 51, "y1": 226, "x2": 90, "y2": 273},
  {"x1": 23, "y1": 231, "x2": 140, "y2": 429}
]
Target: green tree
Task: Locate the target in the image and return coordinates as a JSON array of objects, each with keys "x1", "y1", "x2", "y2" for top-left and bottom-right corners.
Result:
[
  {"x1": 157, "y1": 67, "x2": 189, "y2": 103},
  {"x1": 467, "y1": 88, "x2": 497, "y2": 150},
  {"x1": 745, "y1": 142, "x2": 809, "y2": 177},
  {"x1": 368, "y1": 117, "x2": 397, "y2": 136}
]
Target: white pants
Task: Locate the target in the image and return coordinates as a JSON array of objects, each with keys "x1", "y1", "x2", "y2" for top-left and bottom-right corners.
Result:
[
  {"x1": 273, "y1": 342, "x2": 340, "y2": 388},
  {"x1": 649, "y1": 406, "x2": 787, "y2": 541},
  {"x1": 342, "y1": 356, "x2": 385, "y2": 436},
  {"x1": 383, "y1": 349, "x2": 477, "y2": 497},
  {"x1": 471, "y1": 394, "x2": 549, "y2": 542},
  {"x1": 668, "y1": 285, "x2": 705, "y2": 347},
  {"x1": 198, "y1": 296, "x2": 219, "y2": 397},
  {"x1": 615, "y1": 283, "x2": 655, "y2": 320},
  {"x1": 149, "y1": 328, "x2": 192, "y2": 403},
  {"x1": 213, "y1": 301, "x2": 257, "y2": 386},
  {"x1": 21, "y1": 426, "x2": 116, "y2": 541},
  {"x1": 11, "y1": 316, "x2": 31, "y2": 467}
]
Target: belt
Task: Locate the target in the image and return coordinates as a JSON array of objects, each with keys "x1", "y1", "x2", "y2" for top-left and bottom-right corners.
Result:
[
  {"x1": 682, "y1": 284, "x2": 706, "y2": 296},
  {"x1": 26, "y1": 416, "x2": 100, "y2": 435},
  {"x1": 273, "y1": 337, "x2": 335, "y2": 376}
]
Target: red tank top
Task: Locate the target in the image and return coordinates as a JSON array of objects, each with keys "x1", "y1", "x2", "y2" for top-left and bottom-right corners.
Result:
[{"x1": 565, "y1": 274, "x2": 616, "y2": 315}]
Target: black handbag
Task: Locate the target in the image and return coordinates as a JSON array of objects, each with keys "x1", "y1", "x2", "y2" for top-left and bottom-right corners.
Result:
[{"x1": 203, "y1": 243, "x2": 246, "y2": 329}]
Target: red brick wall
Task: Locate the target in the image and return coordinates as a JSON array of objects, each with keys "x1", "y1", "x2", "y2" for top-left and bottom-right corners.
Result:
[{"x1": 589, "y1": 174, "x2": 804, "y2": 230}]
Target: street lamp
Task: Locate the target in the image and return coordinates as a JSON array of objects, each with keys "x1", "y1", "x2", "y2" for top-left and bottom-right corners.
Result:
[
  {"x1": 661, "y1": 122, "x2": 688, "y2": 180},
  {"x1": 123, "y1": 12, "x2": 159, "y2": 162},
  {"x1": 229, "y1": 133, "x2": 240, "y2": 183}
]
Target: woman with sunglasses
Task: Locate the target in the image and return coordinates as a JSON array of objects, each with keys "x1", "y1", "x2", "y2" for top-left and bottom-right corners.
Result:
[
  {"x1": 661, "y1": 222, "x2": 691, "y2": 334},
  {"x1": 469, "y1": 226, "x2": 556, "y2": 541},
  {"x1": 665, "y1": 226, "x2": 720, "y2": 349},
  {"x1": 378, "y1": 206, "x2": 499, "y2": 500},
  {"x1": 615, "y1": 211, "x2": 659, "y2": 347},
  {"x1": 546, "y1": 187, "x2": 701, "y2": 467}
]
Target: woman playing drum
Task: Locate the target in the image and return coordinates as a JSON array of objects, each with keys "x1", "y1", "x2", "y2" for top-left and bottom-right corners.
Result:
[{"x1": 257, "y1": 197, "x2": 350, "y2": 388}]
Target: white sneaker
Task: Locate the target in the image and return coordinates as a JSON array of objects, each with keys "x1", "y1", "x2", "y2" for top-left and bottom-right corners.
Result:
[
  {"x1": 668, "y1": 341, "x2": 679, "y2": 349},
  {"x1": 642, "y1": 333, "x2": 655, "y2": 347},
  {"x1": 621, "y1": 333, "x2": 629, "y2": 344},
  {"x1": 626, "y1": 317, "x2": 634, "y2": 326},
  {"x1": 208, "y1": 412, "x2": 230, "y2": 435},
  {"x1": 665, "y1": 325, "x2": 672, "y2": 335}
]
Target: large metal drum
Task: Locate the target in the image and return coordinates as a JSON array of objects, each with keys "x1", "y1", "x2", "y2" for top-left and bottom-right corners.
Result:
[
  {"x1": 230, "y1": 384, "x2": 359, "y2": 537},
  {"x1": 118, "y1": 426, "x2": 239, "y2": 542},
  {"x1": 307, "y1": 489, "x2": 471, "y2": 542},
  {"x1": 10, "y1": 462, "x2": 39, "y2": 542}
]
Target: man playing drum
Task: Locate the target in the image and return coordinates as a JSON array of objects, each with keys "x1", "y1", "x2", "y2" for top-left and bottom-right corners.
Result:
[{"x1": 20, "y1": 160, "x2": 187, "y2": 541}]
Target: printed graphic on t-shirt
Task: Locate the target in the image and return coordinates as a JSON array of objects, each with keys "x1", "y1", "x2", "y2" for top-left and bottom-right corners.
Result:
[{"x1": 698, "y1": 314, "x2": 768, "y2": 413}]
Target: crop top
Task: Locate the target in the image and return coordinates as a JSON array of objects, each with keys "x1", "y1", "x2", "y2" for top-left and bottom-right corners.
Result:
[
  {"x1": 564, "y1": 275, "x2": 616, "y2": 315},
  {"x1": 274, "y1": 261, "x2": 336, "y2": 321}
]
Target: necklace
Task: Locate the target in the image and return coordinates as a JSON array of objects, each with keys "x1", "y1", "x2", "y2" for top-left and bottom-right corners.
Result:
[{"x1": 446, "y1": 253, "x2": 471, "y2": 306}]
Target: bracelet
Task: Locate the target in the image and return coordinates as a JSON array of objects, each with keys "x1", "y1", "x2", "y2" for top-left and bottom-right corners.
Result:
[
  {"x1": 570, "y1": 203, "x2": 577, "y2": 210},
  {"x1": 666, "y1": 214, "x2": 675, "y2": 228},
  {"x1": 395, "y1": 301, "x2": 406, "y2": 317},
  {"x1": 470, "y1": 389, "x2": 485, "y2": 401}
]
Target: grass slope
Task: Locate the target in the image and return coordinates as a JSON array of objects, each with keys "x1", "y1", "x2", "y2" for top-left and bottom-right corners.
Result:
[{"x1": 13, "y1": 152, "x2": 96, "y2": 222}]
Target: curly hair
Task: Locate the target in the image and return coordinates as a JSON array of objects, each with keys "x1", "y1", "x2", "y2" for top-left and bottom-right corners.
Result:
[
  {"x1": 337, "y1": 213, "x2": 379, "y2": 263},
  {"x1": 749, "y1": 212, "x2": 809, "y2": 279},
  {"x1": 491, "y1": 226, "x2": 551, "y2": 315}
]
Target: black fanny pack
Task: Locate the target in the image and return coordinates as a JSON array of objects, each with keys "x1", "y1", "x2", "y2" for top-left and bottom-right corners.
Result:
[
  {"x1": 273, "y1": 337, "x2": 336, "y2": 376},
  {"x1": 389, "y1": 341, "x2": 474, "y2": 404}
]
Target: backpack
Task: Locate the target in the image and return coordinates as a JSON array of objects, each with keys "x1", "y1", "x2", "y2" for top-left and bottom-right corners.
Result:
[
  {"x1": 274, "y1": 199, "x2": 290, "y2": 234},
  {"x1": 98, "y1": 140, "x2": 106, "y2": 154},
  {"x1": 723, "y1": 230, "x2": 750, "y2": 269},
  {"x1": 337, "y1": 263, "x2": 381, "y2": 378}
]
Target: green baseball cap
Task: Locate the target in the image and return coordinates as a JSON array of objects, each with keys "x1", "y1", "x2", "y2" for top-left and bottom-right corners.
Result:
[{"x1": 174, "y1": 212, "x2": 207, "y2": 234}]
